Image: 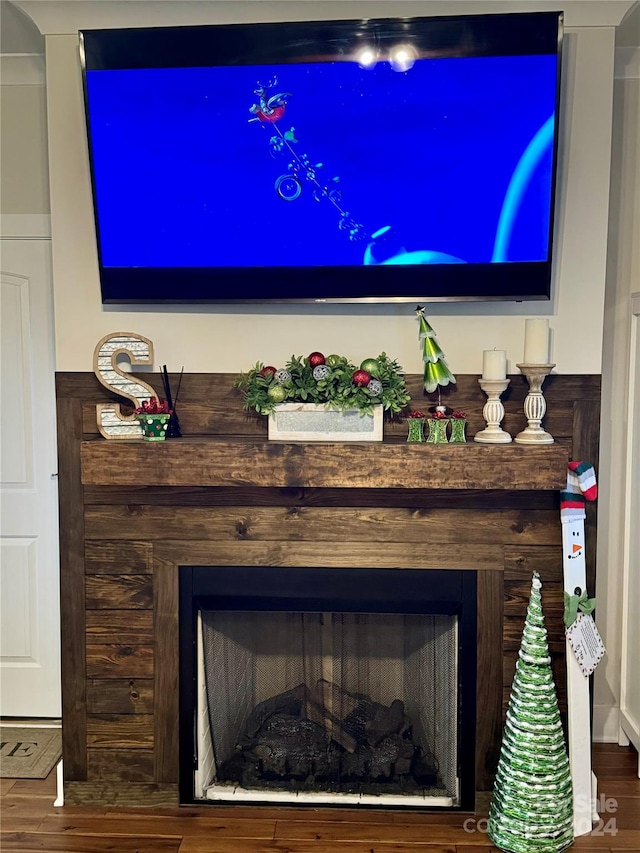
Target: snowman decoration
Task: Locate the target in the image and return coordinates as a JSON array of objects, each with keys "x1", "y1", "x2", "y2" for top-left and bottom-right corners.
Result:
[{"x1": 560, "y1": 461, "x2": 605, "y2": 837}]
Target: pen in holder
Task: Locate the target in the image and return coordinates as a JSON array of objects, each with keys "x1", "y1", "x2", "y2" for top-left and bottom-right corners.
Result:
[
  {"x1": 515, "y1": 363, "x2": 555, "y2": 444},
  {"x1": 474, "y1": 378, "x2": 512, "y2": 444}
]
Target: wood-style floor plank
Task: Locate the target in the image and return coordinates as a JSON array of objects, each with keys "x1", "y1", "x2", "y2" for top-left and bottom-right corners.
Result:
[
  {"x1": 38, "y1": 814, "x2": 277, "y2": 839},
  {"x1": 273, "y1": 821, "x2": 491, "y2": 844},
  {"x1": 597, "y1": 779, "x2": 640, "y2": 797},
  {"x1": 455, "y1": 847, "x2": 501, "y2": 853},
  {"x1": 6, "y1": 775, "x2": 57, "y2": 797},
  {"x1": 0, "y1": 744, "x2": 638, "y2": 852},
  {"x1": 1, "y1": 778, "x2": 16, "y2": 795},
  {"x1": 108, "y1": 805, "x2": 473, "y2": 825},
  {"x1": 0, "y1": 833, "x2": 182, "y2": 852},
  {"x1": 177, "y1": 843, "x2": 458, "y2": 853}
]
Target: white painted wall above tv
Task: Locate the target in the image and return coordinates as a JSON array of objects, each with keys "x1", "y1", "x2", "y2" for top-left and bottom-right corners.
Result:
[{"x1": 12, "y1": 1, "x2": 630, "y2": 375}]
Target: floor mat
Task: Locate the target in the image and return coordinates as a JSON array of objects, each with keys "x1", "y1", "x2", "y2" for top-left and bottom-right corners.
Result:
[{"x1": 0, "y1": 726, "x2": 62, "y2": 778}]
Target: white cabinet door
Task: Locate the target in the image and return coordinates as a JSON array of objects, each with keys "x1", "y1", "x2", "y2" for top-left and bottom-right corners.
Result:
[{"x1": 0, "y1": 235, "x2": 61, "y2": 717}]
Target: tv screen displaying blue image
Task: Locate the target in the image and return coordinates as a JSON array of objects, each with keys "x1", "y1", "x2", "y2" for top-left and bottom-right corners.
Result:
[{"x1": 81, "y1": 13, "x2": 563, "y2": 303}]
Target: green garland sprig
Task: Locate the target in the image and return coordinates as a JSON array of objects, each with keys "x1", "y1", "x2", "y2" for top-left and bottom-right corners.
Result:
[{"x1": 235, "y1": 352, "x2": 410, "y2": 416}]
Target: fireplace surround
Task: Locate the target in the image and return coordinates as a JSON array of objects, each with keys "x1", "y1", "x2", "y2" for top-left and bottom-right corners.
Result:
[{"x1": 55, "y1": 371, "x2": 600, "y2": 808}]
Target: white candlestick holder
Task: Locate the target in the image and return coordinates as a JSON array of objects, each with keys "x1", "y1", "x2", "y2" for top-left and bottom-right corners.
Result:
[
  {"x1": 474, "y1": 378, "x2": 512, "y2": 444},
  {"x1": 514, "y1": 363, "x2": 555, "y2": 444}
]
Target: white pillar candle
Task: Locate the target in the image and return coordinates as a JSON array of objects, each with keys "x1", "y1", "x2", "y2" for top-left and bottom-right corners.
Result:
[
  {"x1": 482, "y1": 349, "x2": 507, "y2": 380},
  {"x1": 523, "y1": 318, "x2": 549, "y2": 364}
]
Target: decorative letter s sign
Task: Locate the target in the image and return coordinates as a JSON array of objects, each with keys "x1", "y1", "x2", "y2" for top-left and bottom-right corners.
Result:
[{"x1": 93, "y1": 332, "x2": 157, "y2": 439}]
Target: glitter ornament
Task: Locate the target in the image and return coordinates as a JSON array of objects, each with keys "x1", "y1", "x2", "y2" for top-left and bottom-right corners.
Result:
[
  {"x1": 274, "y1": 369, "x2": 292, "y2": 385},
  {"x1": 352, "y1": 369, "x2": 371, "y2": 387},
  {"x1": 308, "y1": 351, "x2": 326, "y2": 368},
  {"x1": 313, "y1": 364, "x2": 331, "y2": 380},
  {"x1": 367, "y1": 378, "x2": 383, "y2": 396},
  {"x1": 266, "y1": 384, "x2": 287, "y2": 403},
  {"x1": 360, "y1": 357, "x2": 380, "y2": 377},
  {"x1": 488, "y1": 572, "x2": 574, "y2": 853}
]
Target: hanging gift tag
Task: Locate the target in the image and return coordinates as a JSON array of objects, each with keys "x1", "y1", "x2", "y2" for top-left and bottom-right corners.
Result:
[{"x1": 566, "y1": 613, "x2": 605, "y2": 676}]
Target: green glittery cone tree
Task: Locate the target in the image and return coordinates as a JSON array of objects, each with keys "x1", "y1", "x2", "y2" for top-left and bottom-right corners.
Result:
[
  {"x1": 415, "y1": 306, "x2": 456, "y2": 395},
  {"x1": 488, "y1": 572, "x2": 574, "y2": 853}
]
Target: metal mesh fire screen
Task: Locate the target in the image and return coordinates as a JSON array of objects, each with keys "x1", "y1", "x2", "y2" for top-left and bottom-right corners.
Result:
[{"x1": 199, "y1": 610, "x2": 459, "y2": 805}]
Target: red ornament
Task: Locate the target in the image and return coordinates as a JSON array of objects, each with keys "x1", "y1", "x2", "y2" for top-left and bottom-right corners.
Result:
[
  {"x1": 260, "y1": 365, "x2": 277, "y2": 378},
  {"x1": 308, "y1": 352, "x2": 326, "y2": 368},
  {"x1": 352, "y1": 369, "x2": 371, "y2": 386}
]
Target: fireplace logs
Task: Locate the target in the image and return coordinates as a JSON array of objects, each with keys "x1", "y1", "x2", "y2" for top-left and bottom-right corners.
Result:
[{"x1": 219, "y1": 680, "x2": 440, "y2": 793}]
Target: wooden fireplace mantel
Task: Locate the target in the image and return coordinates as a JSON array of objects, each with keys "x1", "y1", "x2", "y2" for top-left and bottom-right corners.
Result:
[
  {"x1": 80, "y1": 437, "x2": 570, "y2": 490},
  {"x1": 56, "y1": 371, "x2": 600, "y2": 808}
]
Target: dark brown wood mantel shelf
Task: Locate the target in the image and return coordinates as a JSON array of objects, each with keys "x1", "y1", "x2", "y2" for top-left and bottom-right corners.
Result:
[{"x1": 80, "y1": 436, "x2": 570, "y2": 490}]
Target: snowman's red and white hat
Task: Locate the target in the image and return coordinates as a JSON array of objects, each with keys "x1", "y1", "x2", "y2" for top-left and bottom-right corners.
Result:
[{"x1": 560, "y1": 461, "x2": 597, "y2": 523}]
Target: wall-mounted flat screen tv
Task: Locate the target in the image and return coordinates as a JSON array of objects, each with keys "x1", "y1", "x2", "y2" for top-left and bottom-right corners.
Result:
[{"x1": 80, "y1": 11, "x2": 563, "y2": 304}]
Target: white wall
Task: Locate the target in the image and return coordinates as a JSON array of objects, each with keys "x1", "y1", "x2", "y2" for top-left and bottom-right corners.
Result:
[
  {"x1": 9, "y1": 0, "x2": 637, "y2": 738},
  {"x1": 594, "y1": 1, "x2": 640, "y2": 742},
  {"x1": 20, "y1": 1, "x2": 619, "y2": 375},
  {"x1": 0, "y1": 0, "x2": 48, "y2": 216}
]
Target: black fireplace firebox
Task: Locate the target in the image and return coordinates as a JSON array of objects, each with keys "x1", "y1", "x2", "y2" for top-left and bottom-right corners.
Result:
[{"x1": 179, "y1": 566, "x2": 477, "y2": 810}]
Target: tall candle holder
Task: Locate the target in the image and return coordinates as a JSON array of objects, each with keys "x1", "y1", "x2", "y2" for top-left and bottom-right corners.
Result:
[
  {"x1": 474, "y1": 378, "x2": 512, "y2": 444},
  {"x1": 515, "y1": 363, "x2": 555, "y2": 444}
]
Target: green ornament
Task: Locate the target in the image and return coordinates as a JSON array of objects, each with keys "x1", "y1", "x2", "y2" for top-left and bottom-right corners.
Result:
[
  {"x1": 488, "y1": 572, "x2": 574, "y2": 853},
  {"x1": 267, "y1": 384, "x2": 287, "y2": 403},
  {"x1": 360, "y1": 357, "x2": 381, "y2": 377}
]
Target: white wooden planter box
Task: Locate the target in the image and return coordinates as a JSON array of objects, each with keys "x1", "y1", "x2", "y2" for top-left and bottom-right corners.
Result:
[{"x1": 268, "y1": 403, "x2": 383, "y2": 442}]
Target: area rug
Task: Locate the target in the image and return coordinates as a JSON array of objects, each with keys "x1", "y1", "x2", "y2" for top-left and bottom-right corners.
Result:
[{"x1": 0, "y1": 726, "x2": 62, "y2": 778}]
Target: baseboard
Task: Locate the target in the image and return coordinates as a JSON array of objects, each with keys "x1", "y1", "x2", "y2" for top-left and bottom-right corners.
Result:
[{"x1": 593, "y1": 704, "x2": 620, "y2": 742}]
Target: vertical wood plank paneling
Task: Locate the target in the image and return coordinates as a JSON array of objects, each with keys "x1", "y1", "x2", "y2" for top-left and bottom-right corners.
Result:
[
  {"x1": 56, "y1": 394, "x2": 87, "y2": 780},
  {"x1": 476, "y1": 570, "x2": 503, "y2": 791},
  {"x1": 154, "y1": 555, "x2": 179, "y2": 783}
]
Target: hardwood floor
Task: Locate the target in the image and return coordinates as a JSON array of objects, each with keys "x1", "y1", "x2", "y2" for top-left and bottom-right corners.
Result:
[{"x1": 1, "y1": 744, "x2": 638, "y2": 852}]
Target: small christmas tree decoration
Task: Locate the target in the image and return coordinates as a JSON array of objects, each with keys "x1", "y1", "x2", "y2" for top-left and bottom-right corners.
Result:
[
  {"x1": 415, "y1": 306, "x2": 456, "y2": 394},
  {"x1": 488, "y1": 572, "x2": 573, "y2": 853}
]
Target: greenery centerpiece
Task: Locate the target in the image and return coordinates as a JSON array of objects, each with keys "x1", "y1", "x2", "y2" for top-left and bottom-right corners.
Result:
[{"x1": 235, "y1": 351, "x2": 411, "y2": 417}]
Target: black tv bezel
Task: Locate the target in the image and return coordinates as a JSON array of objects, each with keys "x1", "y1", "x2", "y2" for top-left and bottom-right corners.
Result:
[{"x1": 80, "y1": 11, "x2": 564, "y2": 305}]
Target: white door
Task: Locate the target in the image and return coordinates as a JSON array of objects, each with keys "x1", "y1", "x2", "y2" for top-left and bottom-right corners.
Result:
[{"x1": 0, "y1": 233, "x2": 61, "y2": 717}]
